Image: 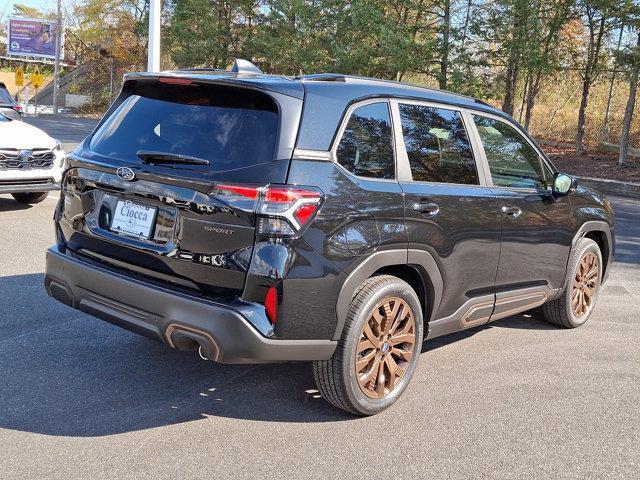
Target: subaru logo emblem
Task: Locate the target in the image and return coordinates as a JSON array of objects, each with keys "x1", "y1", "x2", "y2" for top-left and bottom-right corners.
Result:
[
  {"x1": 18, "y1": 149, "x2": 31, "y2": 161},
  {"x1": 116, "y1": 167, "x2": 135, "y2": 181}
]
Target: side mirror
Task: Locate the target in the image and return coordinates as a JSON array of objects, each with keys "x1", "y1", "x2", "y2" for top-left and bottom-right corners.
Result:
[{"x1": 552, "y1": 173, "x2": 576, "y2": 196}]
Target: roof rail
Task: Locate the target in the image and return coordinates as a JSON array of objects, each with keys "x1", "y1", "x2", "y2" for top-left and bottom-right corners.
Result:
[
  {"x1": 230, "y1": 59, "x2": 263, "y2": 74},
  {"x1": 296, "y1": 73, "x2": 346, "y2": 82}
]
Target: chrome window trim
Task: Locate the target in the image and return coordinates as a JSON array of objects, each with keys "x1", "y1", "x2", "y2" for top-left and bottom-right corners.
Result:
[
  {"x1": 291, "y1": 149, "x2": 332, "y2": 161},
  {"x1": 325, "y1": 96, "x2": 556, "y2": 191},
  {"x1": 389, "y1": 101, "x2": 412, "y2": 182}
]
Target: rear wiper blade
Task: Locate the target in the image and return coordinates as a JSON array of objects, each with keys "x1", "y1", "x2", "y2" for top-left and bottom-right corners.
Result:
[{"x1": 136, "y1": 150, "x2": 210, "y2": 165}]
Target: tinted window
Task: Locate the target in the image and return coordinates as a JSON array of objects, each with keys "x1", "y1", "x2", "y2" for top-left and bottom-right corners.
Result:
[
  {"x1": 336, "y1": 102, "x2": 395, "y2": 179},
  {"x1": 473, "y1": 115, "x2": 551, "y2": 189},
  {"x1": 90, "y1": 83, "x2": 278, "y2": 180},
  {"x1": 399, "y1": 104, "x2": 478, "y2": 184}
]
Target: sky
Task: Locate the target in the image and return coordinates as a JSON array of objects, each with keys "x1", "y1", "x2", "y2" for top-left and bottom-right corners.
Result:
[{"x1": 2, "y1": 0, "x2": 68, "y2": 17}]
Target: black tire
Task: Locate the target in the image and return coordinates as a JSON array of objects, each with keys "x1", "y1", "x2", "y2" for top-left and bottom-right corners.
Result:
[
  {"x1": 313, "y1": 275, "x2": 423, "y2": 415},
  {"x1": 542, "y1": 238, "x2": 602, "y2": 328},
  {"x1": 11, "y1": 192, "x2": 49, "y2": 205}
]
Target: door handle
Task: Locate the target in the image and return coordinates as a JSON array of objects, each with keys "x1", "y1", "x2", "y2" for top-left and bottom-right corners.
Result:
[
  {"x1": 501, "y1": 205, "x2": 522, "y2": 219},
  {"x1": 413, "y1": 201, "x2": 440, "y2": 216}
]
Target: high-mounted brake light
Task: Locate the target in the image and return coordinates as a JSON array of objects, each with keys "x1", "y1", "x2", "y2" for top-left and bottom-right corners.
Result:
[
  {"x1": 210, "y1": 184, "x2": 323, "y2": 237},
  {"x1": 158, "y1": 77, "x2": 194, "y2": 85}
]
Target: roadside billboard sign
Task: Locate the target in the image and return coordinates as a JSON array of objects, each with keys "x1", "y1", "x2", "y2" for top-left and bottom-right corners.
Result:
[{"x1": 7, "y1": 17, "x2": 64, "y2": 60}]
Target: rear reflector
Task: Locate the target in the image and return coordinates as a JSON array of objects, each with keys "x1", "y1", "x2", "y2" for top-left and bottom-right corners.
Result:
[{"x1": 265, "y1": 286, "x2": 278, "y2": 323}]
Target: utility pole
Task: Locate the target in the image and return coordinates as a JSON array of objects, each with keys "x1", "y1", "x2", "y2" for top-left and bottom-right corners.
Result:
[
  {"x1": 52, "y1": 0, "x2": 62, "y2": 114},
  {"x1": 147, "y1": 0, "x2": 161, "y2": 72}
]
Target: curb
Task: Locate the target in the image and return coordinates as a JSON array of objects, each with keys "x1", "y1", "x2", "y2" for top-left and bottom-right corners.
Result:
[{"x1": 576, "y1": 176, "x2": 640, "y2": 200}]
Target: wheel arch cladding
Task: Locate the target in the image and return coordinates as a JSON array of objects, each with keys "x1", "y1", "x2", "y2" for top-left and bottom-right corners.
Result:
[
  {"x1": 583, "y1": 230, "x2": 610, "y2": 276},
  {"x1": 333, "y1": 249, "x2": 444, "y2": 340},
  {"x1": 573, "y1": 220, "x2": 613, "y2": 278},
  {"x1": 373, "y1": 265, "x2": 429, "y2": 334}
]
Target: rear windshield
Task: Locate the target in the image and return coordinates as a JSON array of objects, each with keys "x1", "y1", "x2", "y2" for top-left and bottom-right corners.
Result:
[
  {"x1": 89, "y1": 82, "x2": 279, "y2": 177},
  {"x1": 0, "y1": 87, "x2": 14, "y2": 104}
]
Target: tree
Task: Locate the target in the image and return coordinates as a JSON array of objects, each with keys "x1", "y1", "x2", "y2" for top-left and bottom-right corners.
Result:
[
  {"x1": 472, "y1": 0, "x2": 534, "y2": 116},
  {"x1": 619, "y1": 28, "x2": 640, "y2": 166},
  {"x1": 70, "y1": 0, "x2": 150, "y2": 105},
  {"x1": 12, "y1": 4, "x2": 48, "y2": 18},
  {"x1": 168, "y1": 0, "x2": 261, "y2": 69},
  {"x1": 520, "y1": 0, "x2": 575, "y2": 131},
  {"x1": 573, "y1": 0, "x2": 632, "y2": 155},
  {"x1": 499, "y1": 0, "x2": 530, "y2": 116},
  {"x1": 599, "y1": 25, "x2": 625, "y2": 143},
  {"x1": 245, "y1": 0, "x2": 437, "y2": 79},
  {"x1": 438, "y1": 0, "x2": 451, "y2": 89}
]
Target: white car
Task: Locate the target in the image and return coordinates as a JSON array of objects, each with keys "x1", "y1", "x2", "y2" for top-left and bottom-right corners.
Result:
[{"x1": 0, "y1": 112, "x2": 65, "y2": 204}]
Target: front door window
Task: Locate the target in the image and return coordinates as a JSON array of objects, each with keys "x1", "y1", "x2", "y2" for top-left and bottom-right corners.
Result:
[{"x1": 473, "y1": 115, "x2": 552, "y2": 190}]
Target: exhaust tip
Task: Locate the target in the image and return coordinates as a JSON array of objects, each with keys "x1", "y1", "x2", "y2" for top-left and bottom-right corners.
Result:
[
  {"x1": 165, "y1": 323, "x2": 220, "y2": 362},
  {"x1": 198, "y1": 345, "x2": 209, "y2": 361}
]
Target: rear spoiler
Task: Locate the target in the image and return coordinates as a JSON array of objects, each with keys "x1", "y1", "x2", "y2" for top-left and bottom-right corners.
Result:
[{"x1": 122, "y1": 71, "x2": 304, "y2": 99}]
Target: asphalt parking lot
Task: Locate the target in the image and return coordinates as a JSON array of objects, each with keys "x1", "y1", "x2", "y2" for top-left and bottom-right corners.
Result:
[
  {"x1": 0, "y1": 121, "x2": 639, "y2": 478},
  {"x1": 24, "y1": 115, "x2": 98, "y2": 151}
]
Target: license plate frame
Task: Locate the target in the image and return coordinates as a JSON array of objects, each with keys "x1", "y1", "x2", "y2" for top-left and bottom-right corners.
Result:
[{"x1": 110, "y1": 199, "x2": 157, "y2": 240}]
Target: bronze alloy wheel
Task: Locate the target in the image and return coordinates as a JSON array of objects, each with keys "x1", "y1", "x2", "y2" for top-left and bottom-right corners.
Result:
[
  {"x1": 355, "y1": 297, "x2": 416, "y2": 399},
  {"x1": 572, "y1": 251, "x2": 599, "y2": 317}
]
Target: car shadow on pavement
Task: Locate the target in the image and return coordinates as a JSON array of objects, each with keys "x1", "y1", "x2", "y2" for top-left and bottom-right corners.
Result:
[
  {"x1": 0, "y1": 273, "x2": 358, "y2": 438},
  {"x1": 0, "y1": 273, "x2": 570, "y2": 437},
  {"x1": 487, "y1": 311, "x2": 559, "y2": 330},
  {"x1": 421, "y1": 310, "x2": 556, "y2": 356},
  {"x1": 0, "y1": 196, "x2": 32, "y2": 211}
]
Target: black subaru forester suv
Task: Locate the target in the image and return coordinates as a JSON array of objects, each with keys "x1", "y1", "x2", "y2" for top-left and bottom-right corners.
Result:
[{"x1": 45, "y1": 60, "x2": 614, "y2": 415}]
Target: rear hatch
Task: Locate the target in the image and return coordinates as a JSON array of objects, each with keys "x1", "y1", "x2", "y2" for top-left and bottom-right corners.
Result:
[{"x1": 58, "y1": 74, "x2": 303, "y2": 297}]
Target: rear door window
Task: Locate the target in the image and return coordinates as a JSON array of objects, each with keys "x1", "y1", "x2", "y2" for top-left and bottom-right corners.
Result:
[
  {"x1": 89, "y1": 83, "x2": 279, "y2": 179},
  {"x1": 399, "y1": 104, "x2": 478, "y2": 185},
  {"x1": 335, "y1": 102, "x2": 395, "y2": 179}
]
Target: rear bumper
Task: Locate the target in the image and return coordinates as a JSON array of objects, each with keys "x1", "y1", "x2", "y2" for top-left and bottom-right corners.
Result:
[{"x1": 44, "y1": 245, "x2": 336, "y2": 363}]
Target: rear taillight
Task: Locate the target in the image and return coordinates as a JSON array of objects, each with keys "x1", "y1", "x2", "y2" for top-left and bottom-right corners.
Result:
[
  {"x1": 258, "y1": 186, "x2": 322, "y2": 236},
  {"x1": 211, "y1": 184, "x2": 323, "y2": 237}
]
